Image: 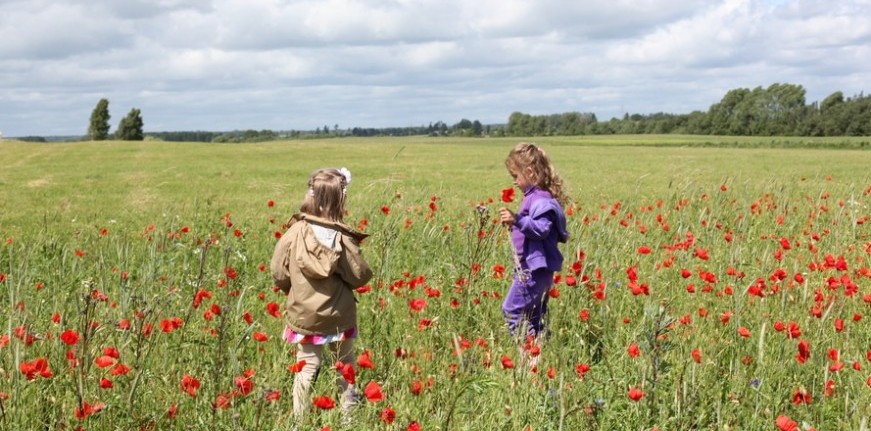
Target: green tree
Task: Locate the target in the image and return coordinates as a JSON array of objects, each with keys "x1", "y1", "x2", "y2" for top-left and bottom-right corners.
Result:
[
  {"x1": 116, "y1": 108, "x2": 144, "y2": 141},
  {"x1": 471, "y1": 120, "x2": 483, "y2": 136},
  {"x1": 88, "y1": 98, "x2": 111, "y2": 140}
]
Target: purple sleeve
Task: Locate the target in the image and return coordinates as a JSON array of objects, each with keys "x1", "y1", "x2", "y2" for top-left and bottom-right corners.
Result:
[{"x1": 514, "y1": 210, "x2": 555, "y2": 240}]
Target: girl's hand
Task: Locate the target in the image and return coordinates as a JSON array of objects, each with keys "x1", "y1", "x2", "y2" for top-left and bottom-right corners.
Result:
[{"x1": 498, "y1": 207, "x2": 516, "y2": 226}]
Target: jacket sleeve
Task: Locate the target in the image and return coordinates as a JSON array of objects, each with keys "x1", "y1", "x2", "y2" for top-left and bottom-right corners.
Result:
[
  {"x1": 336, "y1": 234, "x2": 373, "y2": 288},
  {"x1": 514, "y1": 204, "x2": 555, "y2": 240},
  {"x1": 270, "y1": 232, "x2": 293, "y2": 294}
]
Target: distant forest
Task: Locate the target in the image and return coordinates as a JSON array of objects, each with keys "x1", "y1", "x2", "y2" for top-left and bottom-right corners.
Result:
[
  {"x1": 13, "y1": 83, "x2": 870, "y2": 142},
  {"x1": 502, "y1": 83, "x2": 870, "y2": 138}
]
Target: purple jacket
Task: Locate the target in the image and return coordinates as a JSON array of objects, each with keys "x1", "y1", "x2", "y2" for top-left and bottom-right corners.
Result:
[{"x1": 511, "y1": 187, "x2": 569, "y2": 272}]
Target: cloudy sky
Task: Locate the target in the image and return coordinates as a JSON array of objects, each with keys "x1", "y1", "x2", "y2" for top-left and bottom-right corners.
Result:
[{"x1": 1, "y1": 0, "x2": 869, "y2": 137}]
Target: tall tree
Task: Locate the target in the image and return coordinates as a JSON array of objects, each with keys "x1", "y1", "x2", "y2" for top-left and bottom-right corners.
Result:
[
  {"x1": 88, "y1": 98, "x2": 111, "y2": 140},
  {"x1": 116, "y1": 108, "x2": 144, "y2": 140}
]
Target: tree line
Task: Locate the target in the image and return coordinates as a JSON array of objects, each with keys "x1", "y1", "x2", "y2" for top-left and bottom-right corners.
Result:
[
  {"x1": 70, "y1": 83, "x2": 869, "y2": 143},
  {"x1": 144, "y1": 120, "x2": 490, "y2": 142},
  {"x1": 504, "y1": 83, "x2": 870, "y2": 137}
]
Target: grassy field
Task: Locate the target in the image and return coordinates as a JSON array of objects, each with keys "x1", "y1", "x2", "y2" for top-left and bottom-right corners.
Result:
[{"x1": 1, "y1": 135, "x2": 870, "y2": 430}]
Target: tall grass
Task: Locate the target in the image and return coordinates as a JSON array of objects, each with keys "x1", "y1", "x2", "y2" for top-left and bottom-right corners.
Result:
[{"x1": 1, "y1": 137, "x2": 869, "y2": 430}]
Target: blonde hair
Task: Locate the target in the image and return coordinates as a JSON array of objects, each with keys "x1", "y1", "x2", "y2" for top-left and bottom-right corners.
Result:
[
  {"x1": 299, "y1": 168, "x2": 347, "y2": 221},
  {"x1": 505, "y1": 142, "x2": 569, "y2": 206}
]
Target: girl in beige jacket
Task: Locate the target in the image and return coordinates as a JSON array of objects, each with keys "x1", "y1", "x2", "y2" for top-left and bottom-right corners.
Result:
[{"x1": 270, "y1": 168, "x2": 373, "y2": 421}]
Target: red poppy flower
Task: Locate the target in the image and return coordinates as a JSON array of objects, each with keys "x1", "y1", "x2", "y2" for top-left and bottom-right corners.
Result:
[
  {"x1": 364, "y1": 381, "x2": 385, "y2": 402},
  {"x1": 100, "y1": 377, "x2": 113, "y2": 389},
  {"x1": 60, "y1": 330, "x2": 80, "y2": 346},
  {"x1": 776, "y1": 415, "x2": 799, "y2": 431},
  {"x1": 110, "y1": 363, "x2": 131, "y2": 376},
  {"x1": 94, "y1": 355, "x2": 116, "y2": 368},
  {"x1": 235, "y1": 376, "x2": 254, "y2": 396},
  {"x1": 265, "y1": 390, "x2": 281, "y2": 402},
  {"x1": 180, "y1": 374, "x2": 201, "y2": 397},
  {"x1": 627, "y1": 387, "x2": 645, "y2": 401},
  {"x1": 786, "y1": 322, "x2": 801, "y2": 339},
  {"x1": 312, "y1": 395, "x2": 335, "y2": 410},
  {"x1": 100, "y1": 346, "x2": 118, "y2": 359},
  {"x1": 20, "y1": 357, "x2": 53, "y2": 380},
  {"x1": 265, "y1": 302, "x2": 281, "y2": 318},
  {"x1": 792, "y1": 387, "x2": 812, "y2": 405},
  {"x1": 337, "y1": 361, "x2": 356, "y2": 384},
  {"x1": 381, "y1": 205, "x2": 390, "y2": 215},
  {"x1": 252, "y1": 332, "x2": 268, "y2": 342},
  {"x1": 74, "y1": 401, "x2": 106, "y2": 420},
  {"x1": 357, "y1": 350, "x2": 375, "y2": 369},
  {"x1": 409, "y1": 298, "x2": 427, "y2": 312},
  {"x1": 796, "y1": 339, "x2": 811, "y2": 364},
  {"x1": 160, "y1": 319, "x2": 175, "y2": 333},
  {"x1": 627, "y1": 343, "x2": 640, "y2": 358},
  {"x1": 192, "y1": 289, "x2": 212, "y2": 309},
  {"x1": 738, "y1": 327, "x2": 751, "y2": 338},
  {"x1": 213, "y1": 392, "x2": 233, "y2": 410},
  {"x1": 379, "y1": 407, "x2": 396, "y2": 424},
  {"x1": 492, "y1": 264, "x2": 506, "y2": 279},
  {"x1": 824, "y1": 379, "x2": 836, "y2": 397},
  {"x1": 637, "y1": 246, "x2": 651, "y2": 255},
  {"x1": 500, "y1": 355, "x2": 515, "y2": 369},
  {"x1": 501, "y1": 187, "x2": 515, "y2": 203},
  {"x1": 407, "y1": 379, "x2": 423, "y2": 395},
  {"x1": 118, "y1": 319, "x2": 131, "y2": 330},
  {"x1": 691, "y1": 348, "x2": 702, "y2": 364},
  {"x1": 288, "y1": 360, "x2": 307, "y2": 373},
  {"x1": 575, "y1": 363, "x2": 590, "y2": 379},
  {"x1": 407, "y1": 421, "x2": 421, "y2": 431},
  {"x1": 629, "y1": 281, "x2": 649, "y2": 296}
]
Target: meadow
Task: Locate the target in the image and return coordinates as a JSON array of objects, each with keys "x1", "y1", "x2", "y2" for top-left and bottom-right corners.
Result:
[{"x1": 0, "y1": 135, "x2": 869, "y2": 430}]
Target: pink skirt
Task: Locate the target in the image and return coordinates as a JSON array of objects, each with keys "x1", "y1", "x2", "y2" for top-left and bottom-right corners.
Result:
[{"x1": 282, "y1": 325, "x2": 357, "y2": 345}]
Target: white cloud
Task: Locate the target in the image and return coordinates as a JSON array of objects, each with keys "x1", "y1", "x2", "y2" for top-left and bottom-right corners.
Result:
[{"x1": 1, "y1": 0, "x2": 869, "y2": 136}]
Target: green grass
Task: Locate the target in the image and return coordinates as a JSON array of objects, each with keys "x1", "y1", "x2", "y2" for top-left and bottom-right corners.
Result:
[
  {"x1": 3, "y1": 136, "x2": 869, "y2": 235},
  {"x1": 1, "y1": 136, "x2": 870, "y2": 430}
]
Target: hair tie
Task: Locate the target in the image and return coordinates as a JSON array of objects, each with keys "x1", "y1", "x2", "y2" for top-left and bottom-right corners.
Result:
[
  {"x1": 338, "y1": 167, "x2": 351, "y2": 195},
  {"x1": 338, "y1": 167, "x2": 351, "y2": 185}
]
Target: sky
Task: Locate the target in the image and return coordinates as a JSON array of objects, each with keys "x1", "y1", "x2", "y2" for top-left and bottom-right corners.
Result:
[{"x1": 1, "y1": 0, "x2": 869, "y2": 137}]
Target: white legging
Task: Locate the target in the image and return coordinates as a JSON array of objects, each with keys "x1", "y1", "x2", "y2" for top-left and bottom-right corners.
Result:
[{"x1": 292, "y1": 339, "x2": 357, "y2": 417}]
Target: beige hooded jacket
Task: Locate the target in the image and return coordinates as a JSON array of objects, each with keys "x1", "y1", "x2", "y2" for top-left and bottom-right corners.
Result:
[{"x1": 270, "y1": 213, "x2": 373, "y2": 335}]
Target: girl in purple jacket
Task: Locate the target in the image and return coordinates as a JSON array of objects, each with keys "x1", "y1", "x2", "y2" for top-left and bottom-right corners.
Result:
[{"x1": 498, "y1": 143, "x2": 569, "y2": 340}]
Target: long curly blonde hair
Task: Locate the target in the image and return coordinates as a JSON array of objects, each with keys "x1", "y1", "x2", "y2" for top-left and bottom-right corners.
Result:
[{"x1": 505, "y1": 142, "x2": 569, "y2": 207}]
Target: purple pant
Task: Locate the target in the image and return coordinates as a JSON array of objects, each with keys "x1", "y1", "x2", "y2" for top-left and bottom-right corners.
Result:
[{"x1": 502, "y1": 268, "x2": 553, "y2": 338}]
